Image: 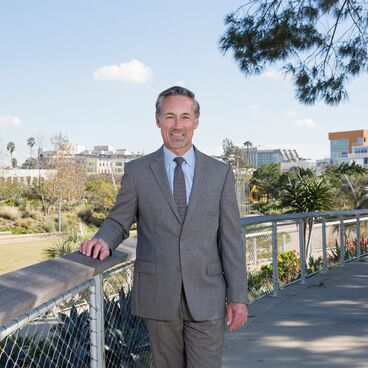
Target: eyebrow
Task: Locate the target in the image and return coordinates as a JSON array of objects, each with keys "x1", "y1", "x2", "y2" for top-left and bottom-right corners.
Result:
[{"x1": 163, "y1": 112, "x2": 192, "y2": 117}]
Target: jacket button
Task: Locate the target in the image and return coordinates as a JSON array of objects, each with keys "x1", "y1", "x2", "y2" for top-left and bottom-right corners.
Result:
[{"x1": 176, "y1": 266, "x2": 181, "y2": 272}]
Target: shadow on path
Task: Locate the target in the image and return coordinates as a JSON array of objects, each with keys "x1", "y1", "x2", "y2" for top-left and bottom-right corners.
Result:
[{"x1": 223, "y1": 258, "x2": 368, "y2": 368}]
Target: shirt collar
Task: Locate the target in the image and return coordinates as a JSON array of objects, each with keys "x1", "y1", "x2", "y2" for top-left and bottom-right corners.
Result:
[{"x1": 163, "y1": 145, "x2": 195, "y2": 167}]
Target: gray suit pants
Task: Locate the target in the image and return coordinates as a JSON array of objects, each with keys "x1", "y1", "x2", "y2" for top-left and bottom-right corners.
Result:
[{"x1": 144, "y1": 288, "x2": 225, "y2": 368}]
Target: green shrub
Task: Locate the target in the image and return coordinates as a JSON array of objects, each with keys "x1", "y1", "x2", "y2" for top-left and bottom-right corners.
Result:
[
  {"x1": 41, "y1": 217, "x2": 56, "y2": 233},
  {"x1": 77, "y1": 207, "x2": 94, "y2": 224}
]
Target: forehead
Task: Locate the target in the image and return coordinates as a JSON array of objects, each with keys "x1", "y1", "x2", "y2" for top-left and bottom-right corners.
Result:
[{"x1": 160, "y1": 95, "x2": 196, "y2": 114}]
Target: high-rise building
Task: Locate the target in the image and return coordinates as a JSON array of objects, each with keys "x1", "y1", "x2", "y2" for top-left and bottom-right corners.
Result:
[{"x1": 329, "y1": 130, "x2": 368, "y2": 162}]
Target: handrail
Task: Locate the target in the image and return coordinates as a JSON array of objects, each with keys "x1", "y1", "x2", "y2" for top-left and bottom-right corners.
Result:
[
  {"x1": 241, "y1": 208, "x2": 368, "y2": 226},
  {"x1": 0, "y1": 238, "x2": 137, "y2": 325}
]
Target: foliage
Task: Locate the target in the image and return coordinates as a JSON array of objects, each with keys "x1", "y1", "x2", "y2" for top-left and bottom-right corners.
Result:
[
  {"x1": 307, "y1": 255, "x2": 323, "y2": 273},
  {"x1": 85, "y1": 175, "x2": 117, "y2": 213},
  {"x1": 328, "y1": 237, "x2": 368, "y2": 263},
  {"x1": 280, "y1": 176, "x2": 334, "y2": 213},
  {"x1": 34, "y1": 133, "x2": 87, "y2": 215},
  {"x1": 0, "y1": 206, "x2": 21, "y2": 221},
  {"x1": 248, "y1": 250, "x2": 301, "y2": 300},
  {"x1": 0, "y1": 334, "x2": 51, "y2": 367},
  {"x1": 21, "y1": 157, "x2": 38, "y2": 169},
  {"x1": 222, "y1": 138, "x2": 248, "y2": 169},
  {"x1": 0, "y1": 289, "x2": 152, "y2": 368},
  {"x1": 104, "y1": 289, "x2": 151, "y2": 366},
  {"x1": 43, "y1": 231, "x2": 85, "y2": 259},
  {"x1": 11, "y1": 157, "x2": 17, "y2": 168},
  {"x1": 6, "y1": 141, "x2": 15, "y2": 164},
  {"x1": 280, "y1": 175, "x2": 333, "y2": 256},
  {"x1": 250, "y1": 163, "x2": 282, "y2": 202},
  {"x1": 220, "y1": 0, "x2": 368, "y2": 105},
  {"x1": 27, "y1": 136, "x2": 36, "y2": 158}
]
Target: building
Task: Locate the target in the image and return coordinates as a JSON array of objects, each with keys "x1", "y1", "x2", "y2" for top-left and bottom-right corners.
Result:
[
  {"x1": 37, "y1": 145, "x2": 142, "y2": 176},
  {"x1": 329, "y1": 129, "x2": 368, "y2": 167},
  {"x1": 76, "y1": 146, "x2": 141, "y2": 175},
  {"x1": 329, "y1": 129, "x2": 368, "y2": 161},
  {"x1": 242, "y1": 146, "x2": 303, "y2": 168}
]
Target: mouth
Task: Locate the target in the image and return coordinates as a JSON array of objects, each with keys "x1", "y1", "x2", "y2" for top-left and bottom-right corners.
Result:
[{"x1": 170, "y1": 132, "x2": 185, "y2": 138}]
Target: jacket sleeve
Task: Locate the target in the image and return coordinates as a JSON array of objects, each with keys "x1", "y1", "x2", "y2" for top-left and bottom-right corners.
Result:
[
  {"x1": 93, "y1": 163, "x2": 138, "y2": 251},
  {"x1": 218, "y1": 166, "x2": 248, "y2": 304}
]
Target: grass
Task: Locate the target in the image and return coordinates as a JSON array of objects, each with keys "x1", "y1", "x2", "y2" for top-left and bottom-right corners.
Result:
[{"x1": 0, "y1": 237, "x2": 62, "y2": 275}]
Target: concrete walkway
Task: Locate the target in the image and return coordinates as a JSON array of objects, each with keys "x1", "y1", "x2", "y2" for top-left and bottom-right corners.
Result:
[{"x1": 223, "y1": 258, "x2": 368, "y2": 368}]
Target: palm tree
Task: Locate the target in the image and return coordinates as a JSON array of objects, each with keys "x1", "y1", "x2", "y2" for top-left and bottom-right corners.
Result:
[
  {"x1": 243, "y1": 141, "x2": 253, "y2": 167},
  {"x1": 27, "y1": 137, "x2": 36, "y2": 158},
  {"x1": 6, "y1": 141, "x2": 15, "y2": 166},
  {"x1": 280, "y1": 176, "x2": 334, "y2": 257}
]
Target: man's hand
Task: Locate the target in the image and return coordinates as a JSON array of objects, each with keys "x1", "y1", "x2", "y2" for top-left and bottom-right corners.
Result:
[
  {"x1": 79, "y1": 239, "x2": 110, "y2": 261},
  {"x1": 226, "y1": 303, "x2": 248, "y2": 332}
]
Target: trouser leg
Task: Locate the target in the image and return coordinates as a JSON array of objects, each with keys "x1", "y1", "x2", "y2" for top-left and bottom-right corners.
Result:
[
  {"x1": 181, "y1": 290, "x2": 225, "y2": 368},
  {"x1": 144, "y1": 304, "x2": 185, "y2": 368},
  {"x1": 144, "y1": 288, "x2": 225, "y2": 368}
]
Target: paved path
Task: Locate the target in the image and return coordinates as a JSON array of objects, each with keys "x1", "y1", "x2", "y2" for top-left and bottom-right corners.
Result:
[{"x1": 223, "y1": 258, "x2": 368, "y2": 368}]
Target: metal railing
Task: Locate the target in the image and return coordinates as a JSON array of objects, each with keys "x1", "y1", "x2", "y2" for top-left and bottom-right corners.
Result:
[
  {"x1": 1, "y1": 209, "x2": 368, "y2": 367},
  {"x1": 0, "y1": 240, "x2": 153, "y2": 368},
  {"x1": 243, "y1": 209, "x2": 368, "y2": 301}
]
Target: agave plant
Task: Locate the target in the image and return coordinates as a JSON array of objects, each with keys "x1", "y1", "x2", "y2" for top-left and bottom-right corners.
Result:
[
  {"x1": 0, "y1": 288, "x2": 152, "y2": 368},
  {"x1": 104, "y1": 288, "x2": 151, "y2": 367}
]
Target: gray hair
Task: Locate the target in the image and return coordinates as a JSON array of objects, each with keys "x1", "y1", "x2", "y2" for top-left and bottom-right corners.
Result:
[{"x1": 155, "y1": 86, "x2": 200, "y2": 117}]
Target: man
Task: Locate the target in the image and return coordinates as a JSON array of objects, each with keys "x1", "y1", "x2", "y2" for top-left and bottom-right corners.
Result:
[{"x1": 80, "y1": 86, "x2": 248, "y2": 367}]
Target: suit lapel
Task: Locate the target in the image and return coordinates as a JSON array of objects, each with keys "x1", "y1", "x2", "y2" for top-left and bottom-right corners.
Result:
[
  {"x1": 183, "y1": 148, "x2": 209, "y2": 230},
  {"x1": 150, "y1": 147, "x2": 182, "y2": 223}
]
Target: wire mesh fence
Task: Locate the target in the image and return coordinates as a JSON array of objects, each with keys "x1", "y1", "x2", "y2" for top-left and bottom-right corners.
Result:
[
  {"x1": 103, "y1": 263, "x2": 152, "y2": 368},
  {"x1": 243, "y1": 212, "x2": 368, "y2": 302},
  {"x1": 2, "y1": 210, "x2": 368, "y2": 367},
  {"x1": 0, "y1": 280, "x2": 93, "y2": 368},
  {"x1": 0, "y1": 261, "x2": 153, "y2": 368}
]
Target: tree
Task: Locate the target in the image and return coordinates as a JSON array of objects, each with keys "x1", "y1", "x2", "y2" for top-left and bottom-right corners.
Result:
[
  {"x1": 222, "y1": 138, "x2": 247, "y2": 169},
  {"x1": 33, "y1": 133, "x2": 86, "y2": 217},
  {"x1": 11, "y1": 158, "x2": 17, "y2": 168},
  {"x1": 85, "y1": 175, "x2": 118, "y2": 213},
  {"x1": 6, "y1": 142, "x2": 15, "y2": 165},
  {"x1": 322, "y1": 162, "x2": 368, "y2": 208},
  {"x1": 27, "y1": 137, "x2": 36, "y2": 158},
  {"x1": 220, "y1": 0, "x2": 368, "y2": 105},
  {"x1": 250, "y1": 163, "x2": 282, "y2": 201},
  {"x1": 280, "y1": 176, "x2": 334, "y2": 256},
  {"x1": 21, "y1": 157, "x2": 38, "y2": 169}
]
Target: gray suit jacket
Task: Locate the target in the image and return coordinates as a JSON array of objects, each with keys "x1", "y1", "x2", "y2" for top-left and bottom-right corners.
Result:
[{"x1": 95, "y1": 146, "x2": 248, "y2": 321}]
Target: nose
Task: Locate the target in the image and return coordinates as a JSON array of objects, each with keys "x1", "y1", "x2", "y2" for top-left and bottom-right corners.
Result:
[{"x1": 173, "y1": 117, "x2": 184, "y2": 129}]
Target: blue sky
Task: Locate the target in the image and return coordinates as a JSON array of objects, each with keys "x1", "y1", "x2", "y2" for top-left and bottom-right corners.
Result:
[{"x1": 0, "y1": 0, "x2": 367, "y2": 165}]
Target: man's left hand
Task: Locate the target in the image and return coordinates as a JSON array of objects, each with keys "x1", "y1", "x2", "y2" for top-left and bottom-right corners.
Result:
[{"x1": 226, "y1": 303, "x2": 248, "y2": 332}]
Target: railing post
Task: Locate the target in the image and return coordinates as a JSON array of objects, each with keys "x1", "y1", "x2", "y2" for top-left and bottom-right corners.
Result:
[
  {"x1": 90, "y1": 274, "x2": 105, "y2": 368},
  {"x1": 356, "y1": 214, "x2": 361, "y2": 261},
  {"x1": 272, "y1": 221, "x2": 279, "y2": 297},
  {"x1": 299, "y1": 220, "x2": 306, "y2": 284},
  {"x1": 339, "y1": 217, "x2": 345, "y2": 267},
  {"x1": 281, "y1": 232, "x2": 286, "y2": 253},
  {"x1": 252, "y1": 237, "x2": 258, "y2": 268},
  {"x1": 322, "y1": 220, "x2": 328, "y2": 274}
]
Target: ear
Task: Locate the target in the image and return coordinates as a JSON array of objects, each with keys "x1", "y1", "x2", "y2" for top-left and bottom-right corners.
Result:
[
  {"x1": 194, "y1": 118, "x2": 199, "y2": 129},
  {"x1": 156, "y1": 115, "x2": 161, "y2": 128}
]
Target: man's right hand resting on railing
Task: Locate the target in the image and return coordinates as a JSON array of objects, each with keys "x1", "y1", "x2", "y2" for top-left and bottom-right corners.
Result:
[{"x1": 80, "y1": 239, "x2": 110, "y2": 261}]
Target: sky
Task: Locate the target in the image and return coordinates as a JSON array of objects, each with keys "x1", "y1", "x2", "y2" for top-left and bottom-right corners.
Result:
[{"x1": 0, "y1": 0, "x2": 367, "y2": 166}]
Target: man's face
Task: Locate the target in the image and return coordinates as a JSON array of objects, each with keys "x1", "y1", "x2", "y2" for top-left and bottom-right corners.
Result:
[{"x1": 156, "y1": 95, "x2": 199, "y2": 156}]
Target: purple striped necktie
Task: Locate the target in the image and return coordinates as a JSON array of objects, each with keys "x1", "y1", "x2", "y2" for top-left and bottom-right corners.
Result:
[{"x1": 173, "y1": 157, "x2": 187, "y2": 221}]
